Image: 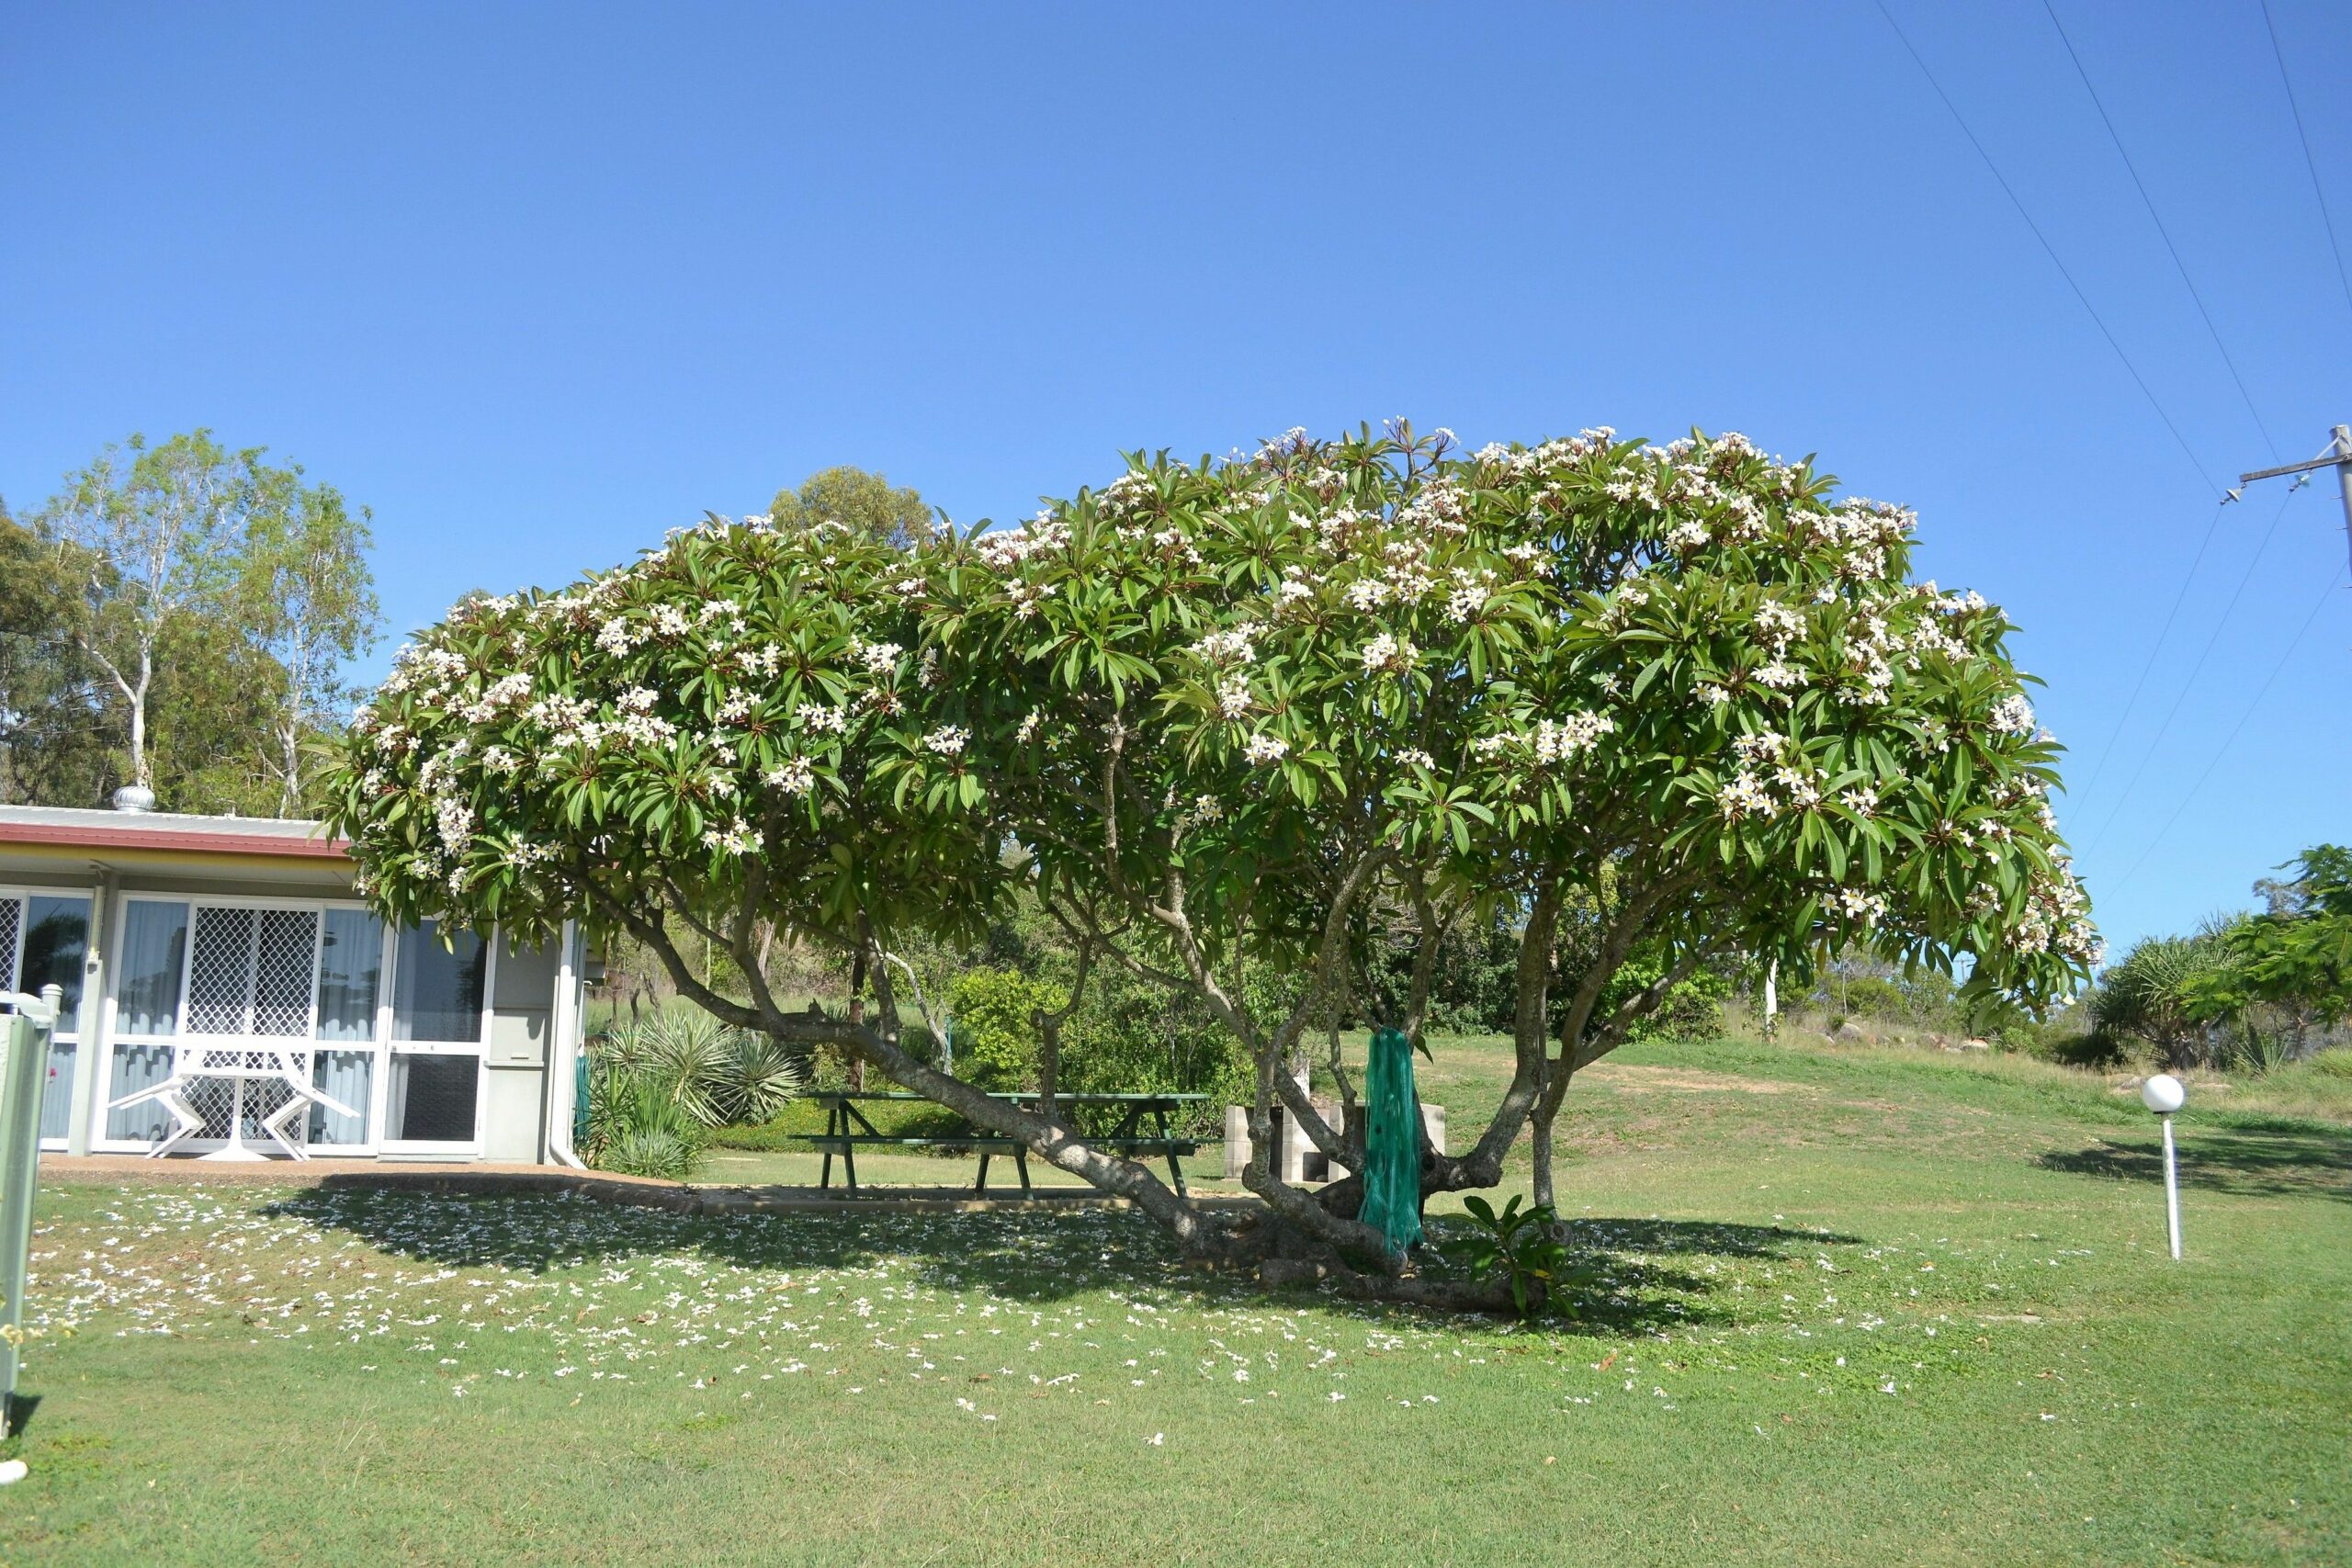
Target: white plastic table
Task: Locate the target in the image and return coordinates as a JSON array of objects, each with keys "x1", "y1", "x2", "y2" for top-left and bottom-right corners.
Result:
[{"x1": 107, "y1": 1043, "x2": 358, "y2": 1161}]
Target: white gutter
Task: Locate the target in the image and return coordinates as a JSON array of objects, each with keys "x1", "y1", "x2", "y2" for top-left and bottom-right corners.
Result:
[{"x1": 545, "y1": 918, "x2": 587, "y2": 1168}]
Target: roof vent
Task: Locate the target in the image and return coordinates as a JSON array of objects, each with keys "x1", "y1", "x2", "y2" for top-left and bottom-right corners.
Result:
[{"x1": 111, "y1": 784, "x2": 156, "y2": 814}]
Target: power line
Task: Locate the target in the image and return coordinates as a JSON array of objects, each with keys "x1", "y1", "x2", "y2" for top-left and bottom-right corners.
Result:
[
  {"x1": 2069, "y1": 496, "x2": 2230, "y2": 803},
  {"x1": 2082, "y1": 482, "x2": 2304, "y2": 852},
  {"x1": 2103, "y1": 563, "x2": 2346, "y2": 896},
  {"x1": 1871, "y1": 0, "x2": 2225, "y2": 496},
  {"x1": 2041, "y1": 0, "x2": 2280, "y2": 459},
  {"x1": 2258, "y1": 0, "x2": 2352, "y2": 322}
]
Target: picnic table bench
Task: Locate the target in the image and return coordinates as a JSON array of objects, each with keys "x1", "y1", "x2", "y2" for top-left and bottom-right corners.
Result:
[{"x1": 802, "y1": 1091, "x2": 1209, "y2": 1198}]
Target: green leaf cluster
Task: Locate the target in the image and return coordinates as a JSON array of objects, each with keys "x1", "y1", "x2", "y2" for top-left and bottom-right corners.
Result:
[{"x1": 320, "y1": 421, "x2": 2098, "y2": 1132}]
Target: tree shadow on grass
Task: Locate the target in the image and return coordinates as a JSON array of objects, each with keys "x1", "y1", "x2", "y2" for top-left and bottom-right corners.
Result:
[
  {"x1": 1508, "y1": 1218, "x2": 1865, "y2": 1336},
  {"x1": 265, "y1": 1186, "x2": 1157, "y2": 1308},
  {"x1": 263, "y1": 1187, "x2": 1860, "y2": 1334},
  {"x1": 2035, "y1": 1122, "x2": 2352, "y2": 1204}
]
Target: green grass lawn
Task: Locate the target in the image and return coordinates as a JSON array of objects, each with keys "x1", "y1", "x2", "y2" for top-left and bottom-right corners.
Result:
[{"x1": 6, "y1": 1034, "x2": 2348, "y2": 1566}]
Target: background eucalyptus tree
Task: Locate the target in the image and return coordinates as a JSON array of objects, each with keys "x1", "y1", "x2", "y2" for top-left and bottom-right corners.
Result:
[
  {"x1": 768, "y1": 464, "x2": 936, "y2": 549},
  {"x1": 239, "y1": 465, "x2": 381, "y2": 815},
  {"x1": 0, "y1": 502, "x2": 115, "y2": 805},
  {"x1": 38, "y1": 431, "x2": 254, "y2": 793},
  {"x1": 9, "y1": 431, "x2": 379, "y2": 813}
]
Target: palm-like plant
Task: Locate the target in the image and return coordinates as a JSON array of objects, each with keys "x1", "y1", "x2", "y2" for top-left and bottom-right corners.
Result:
[
  {"x1": 583, "y1": 1064, "x2": 707, "y2": 1180},
  {"x1": 581, "y1": 1012, "x2": 811, "y2": 1180},
  {"x1": 705, "y1": 1031, "x2": 808, "y2": 1124},
  {"x1": 2090, "y1": 932, "x2": 2236, "y2": 1070}
]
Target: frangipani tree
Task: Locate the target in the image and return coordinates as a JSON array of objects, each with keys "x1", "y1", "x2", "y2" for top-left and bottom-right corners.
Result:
[
  {"x1": 918, "y1": 422, "x2": 2096, "y2": 1238},
  {"x1": 323, "y1": 422, "x2": 2097, "y2": 1304},
  {"x1": 323, "y1": 514, "x2": 1254, "y2": 1255},
  {"x1": 918, "y1": 423, "x2": 1555, "y2": 1262},
  {"x1": 1432, "y1": 428, "x2": 2098, "y2": 1204}
]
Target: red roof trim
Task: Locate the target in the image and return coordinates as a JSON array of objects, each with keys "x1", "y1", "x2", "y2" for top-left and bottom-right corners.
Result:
[{"x1": 0, "y1": 822, "x2": 352, "y2": 860}]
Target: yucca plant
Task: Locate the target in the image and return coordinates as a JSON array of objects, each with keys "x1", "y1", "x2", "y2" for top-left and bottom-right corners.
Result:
[
  {"x1": 705, "y1": 1031, "x2": 808, "y2": 1124},
  {"x1": 2090, "y1": 932, "x2": 2239, "y2": 1070},
  {"x1": 582, "y1": 1063, "x2": 709, "y2": 1179},
  {"x1": 576, "y1": 1020, "x2": 808, "y2": 1175},
  {"x1": 639, "y1": 1012, "x2": 734, "y2": 1125}
]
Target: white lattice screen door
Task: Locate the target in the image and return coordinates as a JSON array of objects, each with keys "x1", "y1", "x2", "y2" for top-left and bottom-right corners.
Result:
[
  {"x1": 0, "y1": 899, "x2": 20, "y2": 997},
  {"x1": 183, "y1": 906, "x2": 322, "y2": 1146}
]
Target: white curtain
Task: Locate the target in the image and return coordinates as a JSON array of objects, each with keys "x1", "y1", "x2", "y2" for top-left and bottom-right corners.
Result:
[
  {"x1": 105, "y1": 1043, "x2": 176, "y2": 1142},
  {"x1": 307, "y1": 1050, "x2": 374, "y2": 1145},
  {"x1": 40, "y1": 1042, "x2": 75, "y2": 1141},
  {"x1": 315, "y1": 909, "x2": 381, "y2": 1043},
  {"x1": 115, "y1": 901, "x2": 188, "y2": 1037}
]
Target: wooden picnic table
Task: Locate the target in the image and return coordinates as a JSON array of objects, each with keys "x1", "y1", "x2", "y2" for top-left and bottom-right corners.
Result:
[{"x1": 802, "y1": 1090, "x2": 1210, "y2": 1198}]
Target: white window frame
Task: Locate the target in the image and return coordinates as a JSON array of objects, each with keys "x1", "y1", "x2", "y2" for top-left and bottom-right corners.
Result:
[
  {"x1": 0, "y1": 884, "x2": 94, "y2": 1152},
  {"x1": 89, "y1": 894, "x2": 497, "y2": 1160},
  {"x1": 379, "y1": 919, "x2": 497, "y2": 1156}
]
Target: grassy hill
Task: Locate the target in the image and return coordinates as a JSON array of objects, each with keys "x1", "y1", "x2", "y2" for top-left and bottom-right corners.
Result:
[{"x1": 7, "y1": 1032, "x2": 2347, "y2": 1565}]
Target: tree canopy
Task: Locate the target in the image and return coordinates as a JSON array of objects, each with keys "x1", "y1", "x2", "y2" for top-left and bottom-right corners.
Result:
[
  {"x1": 325, "y1": 421, "x2": 2098, "y2": 1296},
  {"x1": 2186, "y1": 845, "x2": 2352, "y2": 1035},
  {"x1": 4, "y1": 431, "x2": 378, "y2": 813},
  {"x1": 767, "y1": 465, "x2": 936, "y2": 549}
]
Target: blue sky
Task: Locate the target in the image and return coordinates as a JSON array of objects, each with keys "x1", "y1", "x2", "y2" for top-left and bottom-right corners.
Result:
[{"x1": 3, "y1": 1, "x2": 2346, "y2": 955}]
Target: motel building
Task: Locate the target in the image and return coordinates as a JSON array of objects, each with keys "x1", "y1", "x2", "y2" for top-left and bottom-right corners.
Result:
[{"x1": 0, "y1": 800, "x2": 589, "y2": 1167}]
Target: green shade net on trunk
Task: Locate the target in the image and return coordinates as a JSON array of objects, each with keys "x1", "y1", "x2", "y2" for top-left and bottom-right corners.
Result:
[{"x1": 1358, "y1": 1026, "x2": 1423, "y2": 1256}]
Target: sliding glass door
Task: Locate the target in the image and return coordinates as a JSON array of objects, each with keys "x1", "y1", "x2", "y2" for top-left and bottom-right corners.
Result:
[
  {"x1": 95, "y1": 897, "x2": 491, "y2": 1156},
  {"x1": 0, "y1": 888, "x2": 93, "y2": 1149},
  {"x1": 308, "y1": 908, "x2": 381, "y2": 1147},
  {"x1": 382, "y1": 919, "x2": 492, "y2": 1152}
]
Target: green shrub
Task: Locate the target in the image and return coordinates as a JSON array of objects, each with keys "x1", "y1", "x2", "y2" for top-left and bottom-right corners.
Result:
[
  {"x1": 2028, "y1": 1030, "x2": 2126, "y2": 1069},
  {"x1": 1639, "y1": 972, "x2": 1728, "y2": 1042},
  {"x1": 1060, "y1": 968, "x2": 1253, "y2": 1134},
  {"x1": 943, "y1": 968, "x2": 1067, "y2": 1089},
  {"x1": 2090, "y1": 933, "x2": 2239, "y2": 1070},
  {"x1": 591, "y1": 1012, "x2": 809, "y2": 1126},
  {"x1": 1442, "y1": 1194, "x2": 1595, "y2": 1323},
  {"x1": 601, "y1": 1125, "x2": 703, "y2": 1182},
  {"x1": 1835, "y1": 976, "x2": 1909, "y2": 1021},
  {"x1": 582, "y1": 1065, "x2": 709, "y2": 1179},
  {"x1": 1596, "y1": 956, "x2": 1728, "y2": 1043},
  {"x1": 712, "y1": 1098, "x2": 966, "y2": 1153},
  {"x1": 582, "y1": 1012, "x2": 813, "y2": 1179},
  {"x1": 928, "y1": 964, "x2": 1250, "y2": 1134},
  {"x1": 1358, "y1": 915, "x2": 1521, "y2": 1034}
]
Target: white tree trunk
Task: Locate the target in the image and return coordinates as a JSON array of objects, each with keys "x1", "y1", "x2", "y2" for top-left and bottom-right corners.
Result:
[{"x1": 128, "y1": 648, "x2": 153, "y2": 789}]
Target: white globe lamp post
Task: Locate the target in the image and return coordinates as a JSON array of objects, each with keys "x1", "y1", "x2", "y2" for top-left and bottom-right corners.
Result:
[{"x1": 2140, "y1": 1073, "x2": 2187, "y2": 1259}]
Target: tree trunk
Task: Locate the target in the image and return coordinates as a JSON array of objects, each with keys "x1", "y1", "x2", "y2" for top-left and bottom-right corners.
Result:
[
  {"x1": 844, "y1": 950, "x2": 868, "y2": 1090},
  {"x1": 277, "y1": 721, "x2": 301, "y2": 818},
  {"x1": 1531, "y1": 1100, "x2": 1556, "y2": 1211},
  {"x1": 128, "y1": 651, "x2": 153, "y2": 789},
  {"x1": 277, "y1": 640, "x2": 310, "y2": 818},
  {"x1": 591, "y1": 881, "x2": 1560, "y2": 1307}
]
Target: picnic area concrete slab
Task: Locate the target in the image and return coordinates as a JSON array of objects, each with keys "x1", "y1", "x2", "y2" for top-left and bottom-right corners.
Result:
[{"x1": 35, "y1": 1154, "x2": 1261, "y2": 1216}]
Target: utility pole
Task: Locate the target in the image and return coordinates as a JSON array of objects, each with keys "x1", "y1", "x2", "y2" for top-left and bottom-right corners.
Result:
[{"x1": 2234, "y1": 424, "x2": 2352, "y2": 576}]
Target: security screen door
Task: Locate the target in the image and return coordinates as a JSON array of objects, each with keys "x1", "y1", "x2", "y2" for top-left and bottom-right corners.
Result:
[{"x1": 179, "y1": 905, "x2": 323, "y2": 1141}]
